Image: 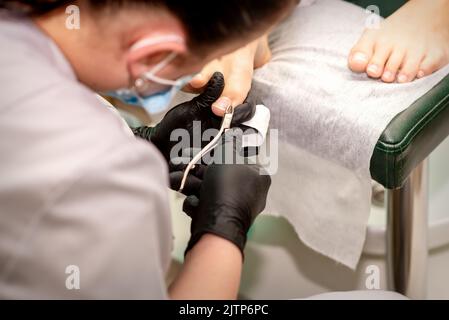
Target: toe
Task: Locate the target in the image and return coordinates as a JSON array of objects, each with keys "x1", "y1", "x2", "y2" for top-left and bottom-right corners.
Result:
[
  {"x1": 366, "y1": 42, "x2": 392, "y2": 78},
  {"x1": 348, "y1": 31, "x2": 375, "y2": 73},
  {"x1": 418, "y1": 50, "x2": 447, "y2": 78},
  {"x1": 381, "y1": 48, "x2": 405, "y2": 83},
  {"x1": 397, "y1": 52, "x2": 424, "y2": 83}
]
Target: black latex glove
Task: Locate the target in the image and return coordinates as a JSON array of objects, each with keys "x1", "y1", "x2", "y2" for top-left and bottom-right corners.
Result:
[
  {"x1": 168, "y1": 127, "x2": 249, "y2": 191},
  {"x1": 169, "y1": 129, "x2": 271, "y2": 256},
  {"x1": 173, "y1": 163, "x2": 271, "y2": 256},
  {"x1": 132, "y1": 72, "x2": 256, "y2": 163}
]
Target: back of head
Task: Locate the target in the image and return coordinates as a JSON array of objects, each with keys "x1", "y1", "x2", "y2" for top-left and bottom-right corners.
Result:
[{"x1": 0, "y1": 0, "x2": 299, "y2": 50}]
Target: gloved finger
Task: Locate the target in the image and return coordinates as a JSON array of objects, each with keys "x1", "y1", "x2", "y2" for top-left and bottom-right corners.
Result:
[
  {"x1": 169, "y1": 157, "x2": 208, "y2": 178},
  {"x1": 168, "y1": 159, "x2": 188, "y2": 173},
  {"x1": 183, "y1": 195, "x2": 200, "y2": 218},
  {"x1": 167, "y1": 146, "x2": 200, "y2": 170},
  {"x1": 167, "y1": 151, "x2": 196, "y2": 172},
  {"x1": 212, "y1": 129, "x2": 246, "y2": 164},
  {"x1": 190, "y1": 163, "x2": 208, "y2": 180},
  {"x1": 169, "y1": 147, "x2": 209, "y2": 174},
  {"x1": 231, "y1": 102, "x2": 256, "y2": 126},
  {"x1": 169, "y1": 171, "x2": 203, "y2": 196},
  {"x1": 192, "y1": 72, "x2": 225, "y2": 109},
  {"x1": 169, "y1": 161, "x2": 207, "y2": 177}
]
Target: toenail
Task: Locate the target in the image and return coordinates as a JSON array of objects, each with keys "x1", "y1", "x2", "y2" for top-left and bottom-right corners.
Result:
[
  {"x1": 383, "y1": 71, "x2": 393, "y2": 80},
  {"x1": 352, "y1": 52, "x2": 368, "y2": 63},
  {"x1": 398, "y1": 74, "x2": 408, "y2": 83},
  {"x1": 417, "y1": 70, "x2": 425, "y2": 78},
  {"x1": 212, "y1": 97, "x2": 231, "y2": 112},
  {"x1": 367, "y1": 64, "x2": 379, "y2": 74}
]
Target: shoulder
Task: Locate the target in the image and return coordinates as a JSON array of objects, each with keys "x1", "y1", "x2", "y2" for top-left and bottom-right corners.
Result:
[{"x1": 0, "y1": 15, "x2": 173, "y2": 299}]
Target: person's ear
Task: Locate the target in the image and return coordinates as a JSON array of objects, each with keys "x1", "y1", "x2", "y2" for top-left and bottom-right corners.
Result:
[{"x1": 127, "y1": 34, "x2": 187, "y2": 78}]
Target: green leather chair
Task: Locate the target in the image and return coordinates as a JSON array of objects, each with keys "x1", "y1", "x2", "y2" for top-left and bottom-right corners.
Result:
[{"x1": 347, "y1": 0, "x2": 449, "y2": 298}]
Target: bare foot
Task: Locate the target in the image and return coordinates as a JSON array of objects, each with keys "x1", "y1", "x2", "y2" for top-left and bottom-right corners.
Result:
[
  {"x1": 254, "y1": 35, "x2": 272, "y2": 68},
  {"x1": 188, "y1": 35, "x2": 271, "y2": 116},
  {"x1": 348, "y1": 0, "x2": 449, "y2": 83}
]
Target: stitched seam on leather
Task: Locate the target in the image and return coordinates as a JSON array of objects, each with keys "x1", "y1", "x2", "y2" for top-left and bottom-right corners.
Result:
[{"x1": 376, "y1": 90, "x2": 449, "y2": 154}]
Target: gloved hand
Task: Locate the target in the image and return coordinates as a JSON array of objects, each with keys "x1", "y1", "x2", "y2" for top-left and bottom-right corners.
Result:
[
  {"x1": 132, "y1": 72, "x2": 256, "y2": 163},
  {"x1": 169, "y1": 129, "x2": 271, "y2": 256},
  {"x1": 173, "y1": 163, "x2": 271, "y2": 257}
]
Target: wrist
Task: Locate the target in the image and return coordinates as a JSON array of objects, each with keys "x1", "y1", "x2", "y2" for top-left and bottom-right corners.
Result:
[
  {"x1": 132, "y1": 125, "x2": 155, "y2": 142},
  {"x1": 171, "y1": 233, "x2": 242, "y2": 300},
  {"x1": 187, "y1": 228, "x2": 247, "y2": 258},
  {"x1": 185, "y1": 233, "x2": 243, "y2": 262},
  {"x1": 186, "y1": 206, "x2": 249, "y2": 256}
]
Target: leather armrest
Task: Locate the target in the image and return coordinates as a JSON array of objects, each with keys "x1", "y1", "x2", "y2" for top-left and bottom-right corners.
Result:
[{"x1": 370, "y1": 75, "x2": 449, "y2": 189}]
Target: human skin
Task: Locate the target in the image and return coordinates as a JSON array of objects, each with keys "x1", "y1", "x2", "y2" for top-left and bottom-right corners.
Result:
[
  {"x1": 187, "y1": 34, "x2": 272, "y2": 116},
  {"x1": 168, "y1": 234, "x2": 243, "y2": 300},
  {"x1": 348, "y1": 0, "x2": 449, "y2": 83},
  {"x1": 33, "y1": 1, "x2": 291, "y2": 300},
  {"x1": 199, "y1": 0, "x2": 449, "y2": 117}
]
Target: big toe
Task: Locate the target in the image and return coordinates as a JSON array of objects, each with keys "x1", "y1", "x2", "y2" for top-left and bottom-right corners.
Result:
[{"x1": 348, "y1": 32, "x2": 375, "y2": 73}]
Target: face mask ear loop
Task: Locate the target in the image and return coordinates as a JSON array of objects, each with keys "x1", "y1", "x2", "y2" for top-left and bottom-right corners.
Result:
[
  {"x1": 135, "y1": 52, "x2": 179, "y2": 88},
  {"x1": 150, "y1": 52, "x2": 178, "y2": 76},
  {"x1": 143, "y1": 73, "x2": 179, "y2": 86}
]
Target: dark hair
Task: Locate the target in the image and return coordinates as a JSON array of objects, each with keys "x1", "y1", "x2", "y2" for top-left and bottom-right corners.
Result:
[{"x1": 0, "y1": 0, "x2": 296, "y2": 49}]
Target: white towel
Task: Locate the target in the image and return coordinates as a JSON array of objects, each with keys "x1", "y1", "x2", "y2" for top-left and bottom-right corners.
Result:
[{"x1": 249, "y1": 0, "x2": 449, "y2": 268}]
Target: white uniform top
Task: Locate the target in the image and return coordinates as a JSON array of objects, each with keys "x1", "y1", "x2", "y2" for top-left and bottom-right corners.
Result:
[{"x1": 0, "y1": 15, "x2": 172, "y2": 299}]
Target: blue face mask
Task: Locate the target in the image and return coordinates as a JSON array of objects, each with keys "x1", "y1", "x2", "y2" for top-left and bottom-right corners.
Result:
[
  {"x1": 108, "y1": 73, "x2": 193, "y2": 115},
  {"x1": 106, "y1": 51, "x2": 193, "y2": 117}
]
